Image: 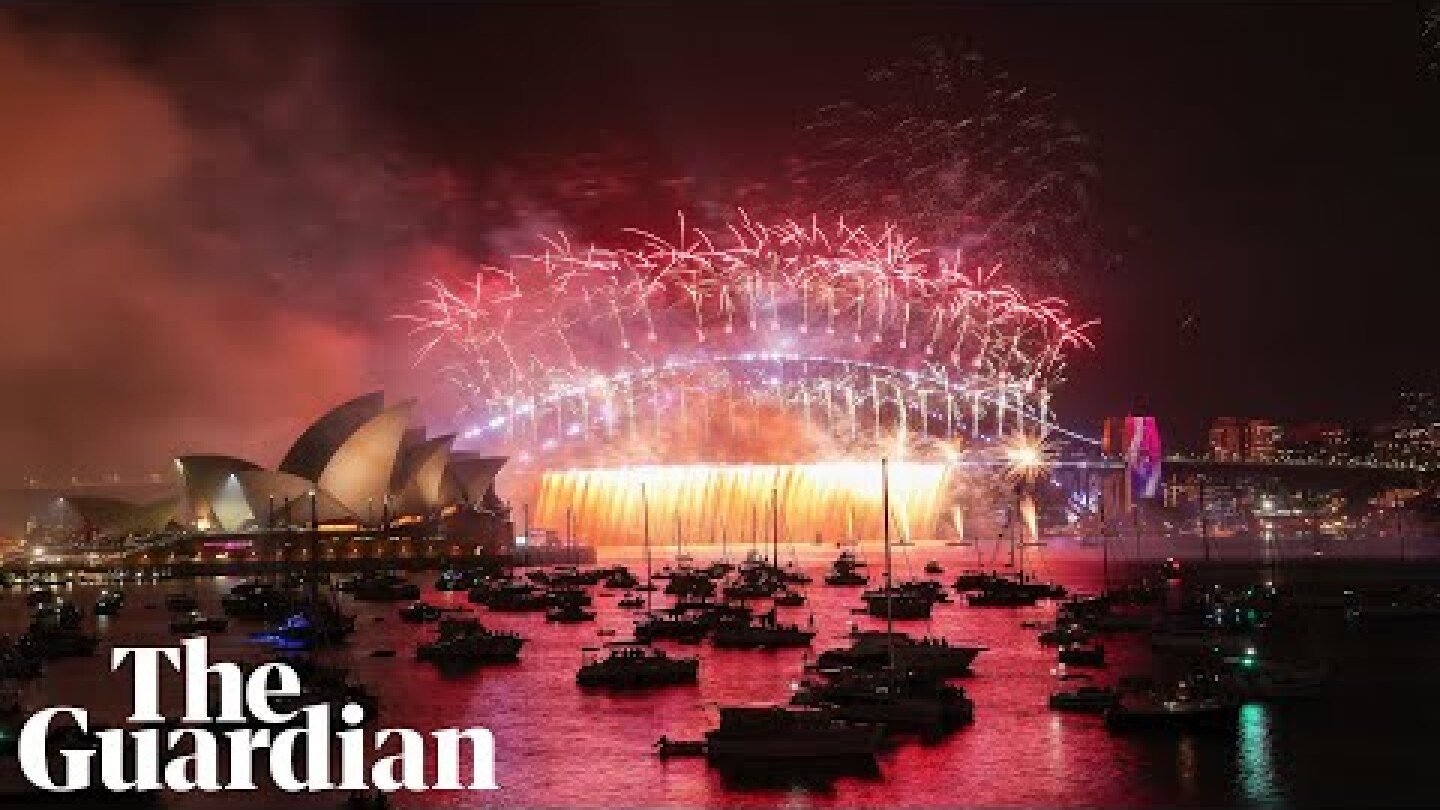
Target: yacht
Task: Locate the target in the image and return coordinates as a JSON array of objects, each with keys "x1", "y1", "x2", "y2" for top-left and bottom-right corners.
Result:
[
  {"x1": 1057, "y1": 642, "x2": 1105, "y2": 667},
  {"x1": 816, "y1": 631, "x2": 984, "y2": 677},
  {"x1": 435, "y1": 568, "x2": 479, "y2": 592},
  {"x1": 1105, "y1": 684, "x2": 1240, "y2": 732},
  {"x1": 398, "y1": 601, "x2": 444, "y2": 623},
  {"x1": 93, "y1": 590, "x2": 125, "y2": 616},
  {"x1": 664, "y1": 572, "x2": 718, "y2": 598},
  {"x1": 576, "y1": 642, "x2": 698, "y2": 688},
  {"x1": 348, "y1": 572, "x2": 421, "y2": 602},
  {"x1": 711, "y1": 611, "x2": 814, "y2": 649},
  {"x1": 1038, "y1": 624, "x2": 1091, "y2": 645},
  {"x1": 1048, "y1": 685, "x2": 1120, "y2": 712},
  {"x1": 416, "y1": 618, "x2": 525, "y2": 664},
  {"x1": 169, "y1": 610, "x2": 230, "y2": 635},
  {"x1": 967, "y1": 581, "x2": 1040, "y2": 607},
  {"x1": 1222, "y1": 656, "x2": 1328, "y2": 700},
  {"x1": 704, "y1": 705, "x2": 884, "y2": 762},
  {"x1": 251, "y1": 601, "x2": 356, "y2": 651},
  {"x1": 862, "y1": 589, "x2": 934, "y2": 620},
  {"x1": 543, "y1": 588, "x2": 593, "y2": 608},
  {"x1": 772, "y1": 590, "x2": 807, "y2": 607},
  {"x1": 221, "y1": 581, "x2": 297, "y2": 620},
  {"x1": 824, "y1": 551, "x2": 869, "y2": 587},
  {"x1": 604, "y1": 568, "x2": 640, "y2": 590},
  {"x1": 791, "y1": 668, "x2": 974, "y2": 739},
  {"x1": 634, "y1": 612, "x2": 709, "y2": 644}
]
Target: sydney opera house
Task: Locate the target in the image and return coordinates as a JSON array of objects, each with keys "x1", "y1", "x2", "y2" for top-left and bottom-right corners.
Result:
[{"x1": 59, "y1": 393, "x2": 516, "y2": 559}]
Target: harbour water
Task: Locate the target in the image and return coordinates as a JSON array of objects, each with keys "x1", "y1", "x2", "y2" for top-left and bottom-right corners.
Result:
[{"x1": 2, "y1": 543, "x2": 1436, "y2": 808}]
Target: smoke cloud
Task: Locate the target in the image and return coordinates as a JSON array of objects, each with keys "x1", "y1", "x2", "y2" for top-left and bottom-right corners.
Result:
[{"x1": 0, "y1": 14, "x2": 431, "y2": 483}]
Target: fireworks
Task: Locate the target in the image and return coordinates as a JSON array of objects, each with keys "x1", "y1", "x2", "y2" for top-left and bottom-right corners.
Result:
[
  {"x1": 402, "y1": 212, "x2": 1095, "y2": 465},
  {"x1": 792, "y1": 40, "x2": 1099, "y2": 289}
]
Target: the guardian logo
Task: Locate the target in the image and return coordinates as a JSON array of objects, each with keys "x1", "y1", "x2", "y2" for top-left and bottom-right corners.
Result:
[{"x1": 17, "y1": 638, "x2": 499, "y2": 793}]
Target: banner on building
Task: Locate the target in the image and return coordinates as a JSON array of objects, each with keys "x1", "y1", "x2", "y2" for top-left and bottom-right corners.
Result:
[{"x1": 1123, "y1": 416, "x2": 1163, "y2": 500}]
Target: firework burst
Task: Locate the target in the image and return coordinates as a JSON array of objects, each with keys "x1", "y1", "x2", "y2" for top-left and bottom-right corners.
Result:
[
  {"x1": 401, "y1": 212, "x2": 1095, "y2": 465},
  {"x1": 791, "y1": 39, "x2": 1099, "y2": 290}
]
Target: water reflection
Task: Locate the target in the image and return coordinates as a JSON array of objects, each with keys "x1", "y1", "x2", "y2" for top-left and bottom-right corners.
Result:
[
  {"x1": 1238, "y1": 703, "x2": 1278, "y2": 805},
  {"x1": 1176, "y1": 734, "x2": 1197, "y2": 797}
]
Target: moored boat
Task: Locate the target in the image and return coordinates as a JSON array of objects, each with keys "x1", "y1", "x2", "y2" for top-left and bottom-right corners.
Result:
[{"x1": 576, "y1": 641, "x2": 698, "y2": 688}]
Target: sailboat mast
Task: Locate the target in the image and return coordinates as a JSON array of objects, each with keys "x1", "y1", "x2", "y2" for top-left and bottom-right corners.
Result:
[
  {"x1": 750, "y1": 502, "x2": 757, "y2": 554},
  {"x1": 882, "y1": 457, "x2": 894, "y2": 670},
  {"x1": 771, "y1": 484, "x2": 779, "y2": 569},
  {"x1": 642, "y1": 483, "x2": 652, "y2": 612}
]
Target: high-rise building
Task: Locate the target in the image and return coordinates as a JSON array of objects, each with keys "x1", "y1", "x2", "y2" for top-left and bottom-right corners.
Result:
[
  {"x1": 1208, "y1": 417, "x2": 1245, "y2": 461},
  {"x1": 1246, "y1": 420, "x2": 1282, "y2": 462},
  {"x1": 1208, "y1": 417, "x2": 1282, "y2": 462}
]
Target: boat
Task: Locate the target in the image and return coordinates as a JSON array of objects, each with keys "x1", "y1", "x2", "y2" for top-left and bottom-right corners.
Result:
[
  {"x1": 617, "y1": 593, "x2": 645, "y2": 609},
  {"x1": 654, "y1": 737, "x2": 708, "y2": 758},
  {"x1": 484, "y1": 583, "x2": 548, "y2": 613},
  {"x1": 1105, "y1": 690, "x2": 1240, "y2": 732},
  {"x1": 704, "y1": 705, "x2": 884, "y2": 762},
  {"x1": 967, "y1": 582, "x2": 1040, "y2": 607},
  {"x1": 32, "y1": 601, "x2": 83, "y2": 626},
  {"x1": 221, "y1": 581, "x2": 298, "y2": 620},
  {"x1": 25, "y1": 587, "x2": 54, "y2": 606},
  {"x1": 772, "y1": 590, "x2": 807, "y2": 607},
  {"x1": 1161, "y1": 557, "x2": 1183, "y2": 580},
  {"x1": 862, "y1": 589, "x2": 933, "y2": 620},
  {"x1": 815, "y1": 632, "x2": 984, "y2": 677},
  {"x1": 92, "y1": 590, "x2": 124, "y2": 616},
  {"x1": 1048, "y1": 685, "x2": 1120, "y2": 712},
  {"x1": 170, "y1": 610, "x2": 230, "y2": 635},
  {"x1": 1038, "y1": 624, "x2": 1091, "y2": 645},
  {"x1": 634, "y1": 613, "x2": 709, "y2": 644},
  {"x1": 952, "y1": 570, "x2": 1004, "y2": 591},
  {"x1": 416, "y1": 618, "x2": 524, "y2": 665},
  {"x1": 791, "y1": 668, "x2": 974, "y2": 739},
  {"x1": 576, "y1": 642, "x2": 698, "y2": 688},
  {"x1": 398, "y1": 602, "x2": 444, "y2": 623},
  {"x1": 348, "y1": 572, "x2": 421, "y2": 602},
  {"x1": 604, "y1": 568, "x2": 640, "y2": 590},
  {"x1": 250, "y1": 601, "x2": 356, "y2": 651},
  {"x1": 711, "y1": 611, "x2": 815, "y2": 649},
  {"x1": 722, "y1": 577, "x2": 777, "y2": 600},
  {"x1": 435, "y1": 568, "x2": 478, "y2": 592},
  {"x1": 18, "y1": 623, "x2": 98, "y2": 660},
  {"x1": 924, "y1": 561, "x2": 944, "y2": 575},
  {"x1": 543, "y1": 588, "x2": 593, "y2": 608},
  {"x1": 824, "y1": 551, "x2": 869, "y2": 587},
  {"x1": 546, "y1": 604, "x2": 598, "y2": 623},
  {"x1": 664, "y1": 572, "x2": 717, "y2": 598},
  {"x1": 1057, "y1": 642, "x2": 1105, "y2": 667},
  {"x1": 1221, "y1": 655, "x2": 1328, "y2": 700}
]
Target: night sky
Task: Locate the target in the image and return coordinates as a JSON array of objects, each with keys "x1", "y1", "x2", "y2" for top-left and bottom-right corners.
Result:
[{"x1": 1, "y1": 3, "x2": 1435, "y2": 480}]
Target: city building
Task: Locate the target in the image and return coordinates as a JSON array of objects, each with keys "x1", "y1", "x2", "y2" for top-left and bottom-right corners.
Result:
[{"x1": 1208, "y1": 417, "x2": 1282, "y2": 463}]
